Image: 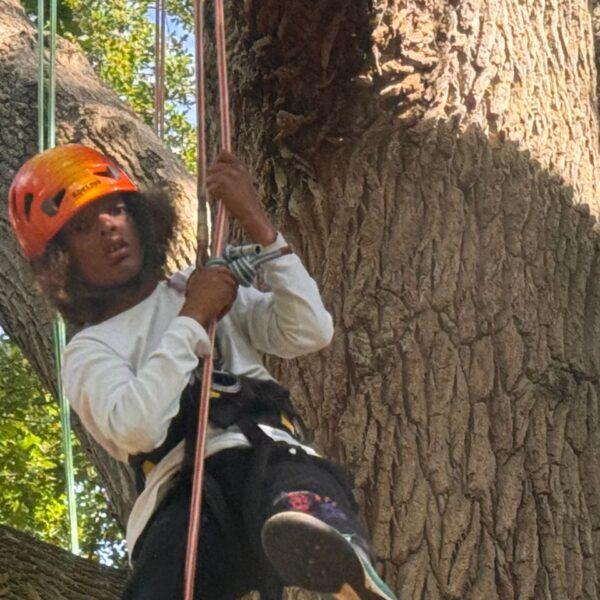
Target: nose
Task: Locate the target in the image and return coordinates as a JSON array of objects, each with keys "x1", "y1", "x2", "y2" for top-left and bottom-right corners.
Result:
[{"x1": 97, "y1": 212, "x2": 118, "y2": 235}]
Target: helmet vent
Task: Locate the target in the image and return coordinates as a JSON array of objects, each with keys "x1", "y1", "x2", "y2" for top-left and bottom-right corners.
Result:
[
  {"x1": 94, "y1": 165, "x2": 120, "y2": 179},
  {"x1": 41, "y1": 189, "x2": 66, "y2": 217},
  {"x1": 24, "y1": 193, "x2": 34, "y2": 220}
]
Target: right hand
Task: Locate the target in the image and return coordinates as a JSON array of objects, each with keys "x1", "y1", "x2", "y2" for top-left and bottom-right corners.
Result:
[{"x1": 179, "y1": 266, "x2": 238, "y2": 327}]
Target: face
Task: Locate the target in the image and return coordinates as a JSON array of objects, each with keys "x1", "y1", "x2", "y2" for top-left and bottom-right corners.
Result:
[{"x1": 62, "y1": 194, "x2": 144, "y2": 288}]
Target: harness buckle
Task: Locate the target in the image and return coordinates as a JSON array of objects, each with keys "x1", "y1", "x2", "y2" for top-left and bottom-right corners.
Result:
[{"x1": 211, "y1": 370, "x2": 242, "y2": 394}]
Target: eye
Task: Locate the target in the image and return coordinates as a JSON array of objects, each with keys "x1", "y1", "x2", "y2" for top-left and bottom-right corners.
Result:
[
  {"x1": 107, "y1": 203, "x2": 128, "y2": 216},
  {"x1": 71, "y1": 222, "x2": 87, "y2": 234},
  {"x1": 67, "y1": 216, "x2": 92, "y2": 235}
]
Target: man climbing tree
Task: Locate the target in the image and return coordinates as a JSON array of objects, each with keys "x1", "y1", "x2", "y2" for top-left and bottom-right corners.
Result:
[{"x1": 3, "y1": 0, "x2": 600, "y2": 599}]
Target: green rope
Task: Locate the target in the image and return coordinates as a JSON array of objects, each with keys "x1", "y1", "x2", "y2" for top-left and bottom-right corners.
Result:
[
  {"x1": 37, "y1": 0, "x2": 44, "y2": 151},
  {"x1": 38, "y1": 0, "x2": 79, "y2": 555},
  {"x1": 48, "y1": 0, "x2": 57, "y2": 148},
  {"x1": 53, "y1": 317, "x2": 79, "y2": 554}
]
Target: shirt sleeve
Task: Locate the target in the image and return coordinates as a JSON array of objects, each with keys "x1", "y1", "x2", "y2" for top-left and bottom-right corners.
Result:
[
  {"x1": 63, "y1": 316, "x2": 210, "y2": 461},
  {"x1": 237, "y1": 233, "x2": 334, "y2": 358}
]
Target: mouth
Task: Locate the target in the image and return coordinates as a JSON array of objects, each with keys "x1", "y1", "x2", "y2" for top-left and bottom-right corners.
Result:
[{"x1": 105, "y1": 240, "x2": 129, "y2": 261}]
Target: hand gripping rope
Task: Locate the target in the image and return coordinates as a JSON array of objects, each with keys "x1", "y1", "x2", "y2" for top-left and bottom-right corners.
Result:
[{"x1": 184, "y1": 2, "x2": 288, "y2": 597}]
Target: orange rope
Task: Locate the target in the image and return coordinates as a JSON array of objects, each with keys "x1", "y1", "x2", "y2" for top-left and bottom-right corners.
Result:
[{"x1": 183, "y1": 1, "x2": 231, "y2": 597}]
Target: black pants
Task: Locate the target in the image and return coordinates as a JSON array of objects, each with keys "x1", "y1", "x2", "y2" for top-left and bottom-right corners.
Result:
[{"x1": 122, "y1": 445, "x2": 361, "y2": 600}]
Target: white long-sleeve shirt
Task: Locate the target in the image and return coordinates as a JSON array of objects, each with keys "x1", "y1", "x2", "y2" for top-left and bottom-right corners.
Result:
[{"x1": 62, "y1": 234, "x2": 333, "y2": 555}]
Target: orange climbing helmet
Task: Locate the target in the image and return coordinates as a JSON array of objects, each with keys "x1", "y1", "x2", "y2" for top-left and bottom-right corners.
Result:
[{"x1": 8, "y1": 144, "x2": 138, "y2": 258}]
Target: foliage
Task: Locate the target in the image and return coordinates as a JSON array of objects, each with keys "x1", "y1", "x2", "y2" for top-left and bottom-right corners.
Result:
[
  {"x1": 22, "y1": 0, "x2": 197, "y2": 172},
  {"x1": 0, "y1": 337, "x2": 126, "y2": 565}
]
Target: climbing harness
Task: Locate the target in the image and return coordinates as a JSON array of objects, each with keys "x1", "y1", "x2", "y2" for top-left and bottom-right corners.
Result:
[
  {"x1": 37, "y1": 0, "x2": 79, "y2": 554},
  {"x1": 131, "y1": 370, "x2": 311, "y2": 599},
  {"x1": 128, "y1": 373, "x2": 306, "y2": 494}
]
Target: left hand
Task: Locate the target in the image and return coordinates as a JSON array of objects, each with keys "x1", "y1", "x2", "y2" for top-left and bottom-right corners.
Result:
[{"x1": 206, "y1": 150, "x2": 277, "y2": 246}]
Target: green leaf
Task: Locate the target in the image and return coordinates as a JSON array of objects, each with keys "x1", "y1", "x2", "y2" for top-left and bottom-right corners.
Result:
[{"x1": 0, "y1": 337, "x2": 126, "y2": 565}]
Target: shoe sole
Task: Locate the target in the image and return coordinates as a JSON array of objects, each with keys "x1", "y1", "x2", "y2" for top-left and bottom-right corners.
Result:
[{"x1": 261, "y1": 511, "x2": 394, "y2": 600}]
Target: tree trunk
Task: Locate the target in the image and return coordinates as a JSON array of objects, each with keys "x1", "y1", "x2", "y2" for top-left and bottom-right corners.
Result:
[
  {"x1": 0, "y1": 525, "x2": 125, "y2": 599},
  {"x1": 224, "y1": 0, "x2": 600, "y2": 597},
  {"x1": 3, "y1": 0, "x2": 600, "y2": 598}
]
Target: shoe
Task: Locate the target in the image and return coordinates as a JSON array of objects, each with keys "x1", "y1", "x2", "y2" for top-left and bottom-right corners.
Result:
[{"x1": 261, "y1": 492, "x2": 397, "y2": 599}]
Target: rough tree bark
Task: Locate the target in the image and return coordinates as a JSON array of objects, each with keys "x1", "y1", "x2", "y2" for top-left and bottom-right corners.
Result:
[
  {"x1": 2, "y1": 0, "x2": 600, "y2": 599},
  {"x1": 0, "y1": 525, "x2": 126, "y2": 599},
  {"x1": 227, "y1": 0, "x2": 600, "y2": 598}
]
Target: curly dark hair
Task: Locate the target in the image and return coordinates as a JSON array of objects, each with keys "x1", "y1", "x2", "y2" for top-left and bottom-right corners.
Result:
[{"x1": 30, "y1": 190, "x2": 177, "y2": 328}]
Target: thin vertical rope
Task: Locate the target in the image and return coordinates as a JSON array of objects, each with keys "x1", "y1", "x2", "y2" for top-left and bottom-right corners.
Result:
[
  {"x1": 160, "y1": 1, "x2": 167, "y2": 138},
  {"x1": 38, "y1": 0, "x2": 80, "y2": 555},
  {"x1": 154, "y1": 0, "x2": 166, "y2": 139},
  {"x1": 154, "y1": 0, "x2": 159, "y2": 132},
  {"x1": 211, "y1": 0, "x2": 230, "y2": 248},
  {"x1": 47, "y1": 0, "x2": 57, "y2": 148},
  {"x1": 53, "y1": 317, "x2": 79, "y2": 555},
  {"x1": 194, "y1": 0, "x2": 207, "y2": 261},
  {"x1": 37, "y1": 0, "x2": 45, "y2": 152},
  {"x1": 183, "y1": 1, "x2": 232, "y2": 597}
]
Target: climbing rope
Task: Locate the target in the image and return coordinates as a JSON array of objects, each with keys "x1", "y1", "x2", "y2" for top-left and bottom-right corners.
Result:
[
  {"x1": 36, "y1": 0, "x2": 44, "y2": 151},
  {"x1": 154, "y1": 0, "x2": 166, "y2": 139},
  {"x1": 37, "y1": 0, "x2": 79, "y2": 555},
  {"x1": 194, "y1": 0, "x2": 208, "y2": 253},
  {"x1": 183, "y1": 1, "x2": 234, "y2": 597},
  {"x1": 52, "y1": 318, "x2": 79, "y2": 555}
]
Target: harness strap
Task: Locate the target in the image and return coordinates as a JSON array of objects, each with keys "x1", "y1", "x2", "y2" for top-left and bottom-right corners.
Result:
[
  {"x1": 129, "y1": 373, "x2": 307, "y2": 493},
  {"x1": 238, "y1": 415, "x2": 274, "y2": 447}
]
